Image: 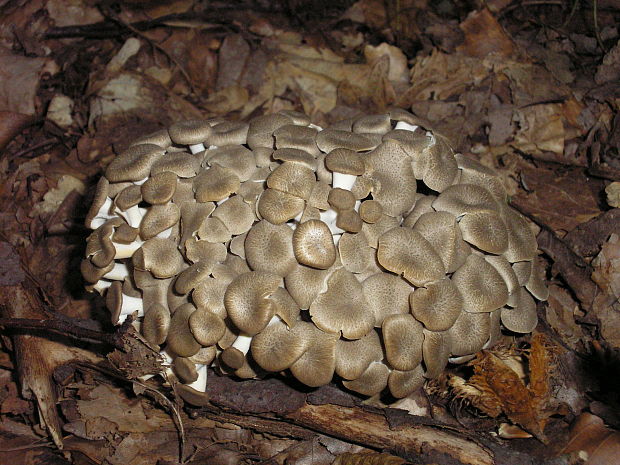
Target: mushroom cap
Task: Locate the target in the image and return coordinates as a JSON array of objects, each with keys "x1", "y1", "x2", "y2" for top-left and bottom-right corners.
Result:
[
  {"x1": 362, "y1": 273, "x2": 412, "y2": 327},
  {"x1": 526, "y1": 257, "x2": 549, "y2": 301},
  {"x1": 359, "y1": 200, "x2": 383, "y2": 224},
  {"x1": 342, "y1": 361, "x2": 390, "y2": 396},
  {"x1": 309, "y1": 268, "x2": 375, "y2": 339},
  {"x1": 130, "y1": 128, "x2": 172, "y2": 149},
  {"x1": 115, "y1": 184, "x2": 142, "y2": 211},
  {"x1": 246, "y1": 113, "x2": 293, "y2": 149},
  {"x1": 184, "y1": 237, "x2": 227, "y2": 265},
  {"x1": 245, "y1": 219, "x2": 297, "y2": 276},
  {"x1": 142, "y1": 302, "x2": 171, "y2": 346},
  {"x1": 327, "y1": 188, "x2": 356, "y2": 211},
  {"x1": 485, "y1": 254, "x2": 520, "y2": 295},
  {"x1": 316, "y1": 129, "x2": 378, "y2": 153},
  {"x1": 336, "y1": 209, "x2": 363, "y2": 233},
  {"x1": 250, "y1": 317, "x2": 309, "y2": 372},
  {"x1": 139, "y1": 203, "x2": 181, "y2": 240},
  {"x1": 141, "y1": 171, "x2": 178, "y2": 204},
  {"x1": 151, "y1": 152, "x2": 201, "y2": 178},
  {"x1": 458, "y1": 210, "x2": 509, "y2": 255},
  {"x1": 220, "y1": 346, "x2": 246, "y2": 370},
  {"x1": 501, "y1": 287, "x2": 538, "y2": 333},
  {"x1": 402, "y1": 195, "x2": 436, "y2": 228},
  {"x1": 352, "y1": 114, "x2": 391, "y2": 134},
  {"x1": 172, "y1": 357, "x2": 198, "y2": 384},
  {"x1": 455, "y1": 153, "x2": 507, "y2": 202},
  {"x1": 267, "y1": 162, "x2": 316, "y2": 200},
  {"x1": 209, "y1": 120, "x2": 249, "y2": 146},
  {"x1": 192, "y1": 276, "x2": 230, "y2": 319},
  {"x1": 206, "y1": 146, "x2": 256, "y2": 182},
  {"x1": 193, "y1": 164, "x2": 240, "y2": 202},
  {"x1": 411, "y1": 211, "x2": 464, "y2": 273},
  {"x1": 307, "y1": 181, "x2": 332, "y2": 211},
  {"x1": 211, "y1": 195, "x2": 255, "y2": 236},
  {"x1": 105, "y1": 144, "x2": 165, "y2": 182},
  {"x1": 410, "y1": 278, "x2": 463, "y2": 331},
  {"x1": 257, "y1": 188, "x2": 305, "y2": 225},
  {"x1": 324, "y1": 148, "x2": 365, "y2": 175},
  {"x1": 166, "y1": 303, "x2": 201, "y2": 357},
  {"x1": 168, "y1": 120, "x2": 212, "y2": 146},
  {"x1": 188, "y1": 309, "x2": 226, "y2": 346},
  {"x1": 338, "y1": 231, "x2": 376, "y2": 274},
  {"x1": 175, "y1": 261, "x2": 214, "y2": 295},
  {"x1": 388, "y1": 365, "x2": 425, "y2": 398},
  {"x1": 273, "y1": 125, "x2": 320, "y2": 156},
  {"x1": 289, "y1": 322, "x2": 338, "y2": 387},
  {"x1": 447, "y1": 311, "x2": 490, "y2": 356},
  {"x1": 335, "y1": 330, "x2": 383, "y2": 380},
  {"x1": 272, "y1": 147, "x2": 317, "y2": 170},
  {"x1": 284, "y1": 263, "x2": 335, "y2": 310},
  {"x1": 501, "y1": 206, "x2": 538, "y2": 263},
  {"x1": 292, "y1": 219, "x2": 337, "y2": 270},
  {"x1": 132, "y1": 237, "x2": 185, "y2": 278},
  {"x1": 382, "y1": 313, "x2": 424, "y2": 371},
  {"x1": 420, "y1": 135, "x2": 458, "y2": 192},
  {"x1": 367, "y1": 140, "x2": 417, "y2": 217},
  {"x1": 452, "y1": 253, "x2": 509, "y2": 312},
  {"x1": 377, "y1": 227, "x2": 446, "y2": 287},
  {"x1": 224, "y1": 271, "x2": 281, "y2": 335},
  {"x1": 85, "y1": 177, "x2": 110, "y2": 228},
  {"x1": 422, "y1": 329, "x2": 451, "y2": 379},
  {"x1": 197, "y1": 217, "x2": 232, "y2": 243},
  {"x1": 278, "y1": 109, "x2": 311, "y2": 126},
  {"x1": 86, "y1": 219, "x2": 121, "y2": 268},
  {"x1": 432, "y1": 183, "x2": 498, "y2": 216}
]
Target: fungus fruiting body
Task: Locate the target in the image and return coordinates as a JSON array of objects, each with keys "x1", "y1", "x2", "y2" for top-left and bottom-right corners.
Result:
[{"x1": 83, "y1": 110, "x2": 548, "y2": 402}]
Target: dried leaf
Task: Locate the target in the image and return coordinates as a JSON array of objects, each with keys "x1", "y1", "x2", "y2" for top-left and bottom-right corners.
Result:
[
  {"x1": 562, "y1": 413, "x2": 620, "y2": 464},
  {"x1": 333, "y1": 452, "x2": 407, "y2": 465}
]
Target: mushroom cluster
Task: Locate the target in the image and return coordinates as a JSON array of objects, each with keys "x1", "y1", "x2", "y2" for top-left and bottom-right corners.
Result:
[{"x1": 82, "y1": 109, "x2": 548, "y2": 402}]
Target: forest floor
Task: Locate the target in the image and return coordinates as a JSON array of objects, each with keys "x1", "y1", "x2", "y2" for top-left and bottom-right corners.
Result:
[{"x1": 0, "y1": 0, "x2": 619, "y2": 464}]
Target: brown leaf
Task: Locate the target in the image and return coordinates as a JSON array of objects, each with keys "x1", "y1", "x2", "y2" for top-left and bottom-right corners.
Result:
[
  {"x1": 0, "y1": 111, "x2": 33, "y2": 152},
  {"x1": 333, "y1": 452, "x2": 407, "y2": 465},
  {"x1": 458, "y1": 8, "x2": 517, "y2": 58},
  {"x1": 562, "y1": 413, "x2": 620, "y2": 464}
]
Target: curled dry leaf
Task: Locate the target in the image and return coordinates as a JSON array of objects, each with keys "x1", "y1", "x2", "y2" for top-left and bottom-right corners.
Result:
[
  {"x1": 333, "y1": 452, "x2": 407, "y2": 465},
  {"x1": 561, "y1": 413, "x2": 620, "y2": 465}
]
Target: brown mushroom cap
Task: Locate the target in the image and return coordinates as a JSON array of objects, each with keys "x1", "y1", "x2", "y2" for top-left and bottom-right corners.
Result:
[
  {"x1": 132, "y1": 237, "x2": 185, "y2": 278},
  {"x1": 377, "y1": 227, "x2": 445, "y2": 287},
  {"x1": 188, "y1": 309, "x2": 226, "y2": 346},
  {"x1": 175, "y1": 261, "x2": 214, "y2": 295},
  {"x1": 432, "y1": 184, "x2": 498, "y2": 216},
  {"x1": 272, "y1": 147, "x2": 317, "y2": 170},
  {"x1": 336, "y1": 209, "x2": 363, "y2": 233},
  {"x1": 316, "y1": 129, "x2": 378, "y2": 153},
  {"x1": 367, "y1": 140, "x2": 417, "y2": 217},
  {"x1": 130, "y1": 128, "x2": 172, "y2": 149},
  {"x1": 209, "y1": 120, "x2": 249, "y2": 146},
  {"x1": 382, "y1": 313, "x2": 424, "y2": 371},
  {"x1": 193, "y1": 164, "x2": 240, "y2": 202},
  {"x1": 257, "y1": 188, "x2": 305, "y2": 225},
  {"x1": 327, "y1": 188, "x2": 356, "y2": 211},
  {"x1": 197, "y1": 217, "x2": 232, "y2": 243},
  {"x1": 422, "y1": 329, "x2": 451, "y2": 378},
  {"x1": 411, "y1": 211, "x2": 464, "y2": 273},
  {"x1": 273, "y1": 125, "x2": 320, "y2": 156},
  {"x1": 420, "y1": 135, "x2": 458, "y2": 192},
  {"x1": 139, "y1": 203, "x2": 181, "y2": 240},
  {"x1": 292, "y1": 219, "x2": 337, "y2": 270},
  {"x1": 141, "y1": 171, "x2": 178, "y2": 204},
  {"x1": 167, "y1": 303, "x2": 201, "y2": 357},
  {"x1": 359, "y1": 200, "x2": 383, "y2": 224},
  {"x1": 501, "y1": 287, "x2": 538, "y2": 333},
  {"x1": 289, "y1": 322, "x2": 338, "y2": 387},
  {"x1": 324, "y1": 148, "x2": 365, "y2": 175},
  {"x1": 338, "y1": 232, "x2": 376, "y2": 274},
  {"x1": 245, "y1": 219, "x2": 297, "y2": 276},
  {"x1": 105, "y1": 144, "x2": 165, "y2": 182},
  {"x1": 151, "y1": 152, "x2": 201, "y2": 178},
  {"x1": 284, "y1": 263, "x2": 335, "y2": 310},
  {"x1": 86, "y1": 219, "x2": 122, "y2": 268},
  {"x1": 85, "y1": 177, "x2": 111, "y2": 229},
  {"x1": 362, "y1": 273, "x2": 411, "y2": 327},
  {"x1": 206, "y1": 146, "x2": 256, "y2": 182},
  {"x1": 278, "y1": 109, "x2": 311, "y2": 126},
  {"x1": 388, "y1": 365, "x2": 425, "y2": 398},
  {"x1": 142, "y1": 302, "x2": 171, "y2": 346},
  {"x1": 250, "y1": 317, "x2": 309, "y2": 372},
  {"x1": 458, "y1": 210, "x2": 509, "y2": 255},
  {"x1": 452, "y1": 253, "x2": 509, "y2": 312},
  {"x1": 168, "y1": 120, "x2": 212, "y2": 146},
  {"x1": 309, "y1": 268, "x2": 375, "y2": 339},
  {"x1": 352, "y1": 114, "x2": 391, "y2": 134},
  {"x1": 448, "y1": 311, "x2": 490, "y2": 356},
  {"x1": 172, "y1": 357, "x2": 199, "y2": 384},
  {"x1": 267, "y1": 162, "x2": 316, "y2": 200},
  {"x1": 342, "y1": 361, "x2": 390, "y2": 396},
  {"x1": 115, "y1": 184, "x2": 142, "y2": 211},
  {"x1": 224, "y1": 271, "x2": 281, "y2": 335},
  {"x1": 211, "y1": 195, "x2": 255, "y2": 236},
  {"x1": 246, "y1": 113, "x2": 293, "y2": 149},
  {"x1": 500, "y1": 206, "x2": 538, "y2": 263},
  {"x1": 335, "y1": 330, "x2": 383, "y2": 380},
  {"x1": 410, "y1": 278, "x2": 463, "y2": 331},
  {"x1": 525, "y1": 257, "x2": 549, "y2": 301}
]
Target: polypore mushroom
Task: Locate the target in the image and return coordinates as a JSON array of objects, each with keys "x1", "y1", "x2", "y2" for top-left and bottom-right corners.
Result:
[{"x1": 84, "y1": 109, "x2": 549, "y2": 402}]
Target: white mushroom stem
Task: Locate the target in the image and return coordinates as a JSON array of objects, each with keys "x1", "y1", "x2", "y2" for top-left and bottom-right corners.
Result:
[
  {"x1": 332, "y1": 172, "x2": 357, "y2": 190},
  {"x1": 425, "y1": 130, "x2": 436, "y2": 146},
  {"x1": 189, "y1": 143, "x2": 205, "y2": 154},
  {"x1": 308, "y1": 123, "x2": 323, "y2": 131},
  {"x1": 208, "y1": 144, "x2": 219, "y2": 150},
  {"x1": 113, "y1": 239, "x2": 144, "y2": 259},
  {"x1": 103, "y1": 262, "x2": 130, "y2": 280},
  {"x1": 89, "y1": 197, "x2": 115, "y2": 229},
  {"x1": 92, "y1": 279, "x2": 112, "y2": 294},
  {"x1": 115, "y1": 205, "x2": 144, "y2": 228},
  {"x1": 319, "y1": 208, "x2": 345, "y2": 235},
  {"x1": 134, "y1": 177, "x2": 148, "y2": 186},
  {"x1": 139, "y1": 350, "x2": 173, "y2": 382},
  {"x1": 155, "y1": 227, "x2": 173, "y2": 239},
  {"x1": 230, "y1": 333, "x2": 253, "y2": 356},
  {"x1": 187, "y1": 363, "x2": 208, "y2": 392},
  {"x1": 116, "y1": 293, "x2": 145, "y2": 324},
  {"x1": 395, "y1": 121, "x2": 418, "y2": 132}
]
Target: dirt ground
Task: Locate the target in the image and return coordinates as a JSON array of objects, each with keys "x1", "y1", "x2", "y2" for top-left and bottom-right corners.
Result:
[{"x1": 0, "y1": 1, "x2": 619, "y2": 464}]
